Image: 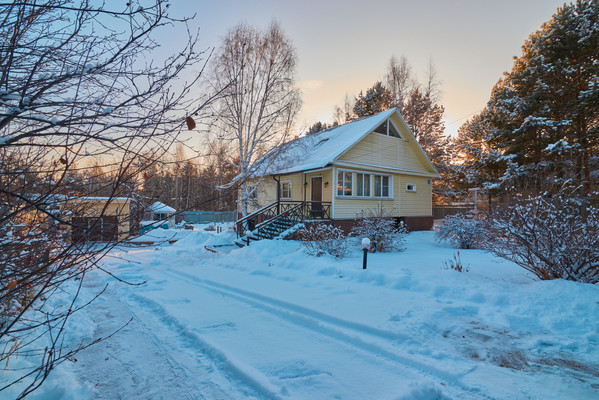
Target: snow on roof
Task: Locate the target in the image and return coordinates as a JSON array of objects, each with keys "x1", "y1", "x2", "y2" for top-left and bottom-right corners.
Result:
[
  {"x1": 255, "y1": 108, "x2": 396, "y2": 176},
  {"x1": 66, "y1": 196, "x2": 134, "y2": 202},
  {"x1": 150, "y1": 201, "x2": 176, "y2": 214}
]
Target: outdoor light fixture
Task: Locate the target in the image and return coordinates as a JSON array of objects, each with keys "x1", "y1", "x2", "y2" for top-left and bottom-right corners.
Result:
[
  {"x1": 361, "y1": 238, "x2": 371, "y2": 269},
  {"x1": 324, "y1": 182, "x2": 329, "y2": 187}
]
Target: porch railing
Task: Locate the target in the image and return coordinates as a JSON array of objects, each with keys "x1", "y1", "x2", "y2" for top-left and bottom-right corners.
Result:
[{"x1": 236, "y1": 201, "x2": 331, "y2": 237}]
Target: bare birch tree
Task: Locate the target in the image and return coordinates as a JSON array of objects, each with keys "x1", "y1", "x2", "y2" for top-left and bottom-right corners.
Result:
[
  {"x1": 0, "y1": 1, "x2": 213, "y2": 397},
  {"x1": 384, "y1": 55, "x2": 416, "y2": 114},
  {"x1": 208, "y1": 22, "x2": 301, "y2": 216}
]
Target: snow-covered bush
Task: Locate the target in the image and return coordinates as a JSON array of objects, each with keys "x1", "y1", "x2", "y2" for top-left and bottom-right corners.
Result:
[
  {"x1": 435, "y1": 213, "x2": 487, "y2": 249},
  {"x1": 350, "y1": 213, "x2": 408, "y2": 253},
  {"x1": 487, "y1": 193, "x2": 599, "y2": 283},
  {"x1": 297, "y1": 224, "x2": 349, "y2": 258}
]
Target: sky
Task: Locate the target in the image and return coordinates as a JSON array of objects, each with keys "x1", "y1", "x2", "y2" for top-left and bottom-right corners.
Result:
[{"x1": 167, "y1": 0, "x2": 567, "y2": 137}]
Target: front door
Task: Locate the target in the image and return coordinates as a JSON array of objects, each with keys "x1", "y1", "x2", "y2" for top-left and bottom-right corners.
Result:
[{"x1": 311, "y1": 177, "x2": 323, "y2": 217}]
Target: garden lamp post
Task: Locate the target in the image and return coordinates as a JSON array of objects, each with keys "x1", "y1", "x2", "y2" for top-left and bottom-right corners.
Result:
[{"x1": 361, "y1": 238, "x2": 371, "y2": 269}]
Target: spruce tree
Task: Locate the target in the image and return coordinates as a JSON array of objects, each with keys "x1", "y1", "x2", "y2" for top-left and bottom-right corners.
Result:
[
  {"x1": 353, "y1": 81, "x2": 393, "y2": 118},
  {"x1": 479, "y1": 0, "x2": 599, "y2": 195}
]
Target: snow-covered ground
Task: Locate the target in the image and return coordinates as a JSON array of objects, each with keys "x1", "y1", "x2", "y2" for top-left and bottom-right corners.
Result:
[{"x1": 21, "y1": 228, "x2": 599, "y2": 399}]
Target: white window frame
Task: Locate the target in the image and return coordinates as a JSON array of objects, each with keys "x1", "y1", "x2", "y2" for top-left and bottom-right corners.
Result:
[
  {"x1": 406, "y1": 183, "x2": 417, "y2": 193},
  {"x1": 356, "y1": 173, "x2": 370, "y2": 197},
  {"x1": 280, "y1": 180, "x2": 292, "y2": 200},
  {"x1": 247, "y1": 184, "x2": 258, "y2": 202},
  {"x1": 373, "y1": 174, "x2": 392, "y2": 198},
  {"x1": 374, "y1": 119, "x2": 402, "y2": 138},
  {"x1": 337, "y1": 170, "x2": 353, "y2": 197}
]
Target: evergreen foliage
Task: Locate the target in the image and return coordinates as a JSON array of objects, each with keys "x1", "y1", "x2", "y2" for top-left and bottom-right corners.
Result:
[
  {"x1": 306, "y1": 121, "x2": 331, "y2": 135},
  {"x1": 353, "y1": 82, "x2": 393, "y2": 119},
  {"x1": 457, "y1": 0, "x2": 599, "y2": 197}
]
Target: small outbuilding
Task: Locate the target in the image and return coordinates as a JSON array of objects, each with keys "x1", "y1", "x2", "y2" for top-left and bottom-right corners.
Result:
[
  {"x1": 61, "y1": 196, "x2": 137, "y2": 242},
  {"x1": 149, "y1": 201, "x2": 176, "y2": 228}
]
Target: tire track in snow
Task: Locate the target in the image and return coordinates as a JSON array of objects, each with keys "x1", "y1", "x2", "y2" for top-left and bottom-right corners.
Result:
[
  {"x1": 127, "y1": 292, "x2": 286, "y2": 400},
  {"x1": 164, "y1": 268, "x2": 496, "y2": 400}
]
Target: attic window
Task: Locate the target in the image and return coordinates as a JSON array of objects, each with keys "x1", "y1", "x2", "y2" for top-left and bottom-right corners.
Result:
[{"x1": 374, "y1": 119, "x2": 401, "y2": 138}]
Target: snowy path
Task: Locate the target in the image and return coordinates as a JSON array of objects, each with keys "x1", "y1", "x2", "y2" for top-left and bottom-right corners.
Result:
[
  {"x1": 65, "y1": 231, "x2": 599, "y2": 400},
  {"x1": 160, "y1": 269, "x2": 492, "y2": 400},
  {"x1": 74, "y1": 275, "x2": 250, "y2": 400}
]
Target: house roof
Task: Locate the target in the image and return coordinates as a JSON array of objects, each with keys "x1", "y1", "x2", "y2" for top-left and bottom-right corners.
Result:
[
  {"x1": 150, "y1": 201, "x2": 176, "y2": 214},
  {"x1": 256, "y1": 108, "x2": 397, "y2": 176},
  {"x1": 254, "y1": 108, "x2": 438, "y2": 177}
]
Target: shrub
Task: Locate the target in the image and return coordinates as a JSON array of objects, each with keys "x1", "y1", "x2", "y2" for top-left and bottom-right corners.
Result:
[
  {"x1": 350, "y1": 212, "x2": 408, "y2": 253},
  {"x1": 297, "y1": 224, "x2": 349, "y2": 258},
  {"x1": 434, "y1": 213, "x2": 487, "y2": 249},
  {"x1": 487, "y1": 193, "x2": 599, "y2": 284}
]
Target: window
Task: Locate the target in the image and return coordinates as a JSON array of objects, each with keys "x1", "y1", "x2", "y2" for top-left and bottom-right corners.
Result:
[
  {"x1": 356, "y1": 173, "x2": 370, "y2": 197},
  {"x1": 337, "y1": 171, "x2": 352, "y2": 196},
  {"x1": 281, "y1": 181, "x2": 292, "y2": 200},
  {"x1": 373, "y1": 119, "x2": 401, "y2": 138},
  {"x1": 406, "y1": 183, "x2": 417, "y2": 192},
  {"x1": 248, "y1": 185, "x2": 258, "y2": 201},
  {"x1": 374, "y1": 175, "x2": 390, "y2": 197}
]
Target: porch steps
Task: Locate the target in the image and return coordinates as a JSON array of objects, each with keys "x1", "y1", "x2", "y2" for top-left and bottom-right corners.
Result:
[
  {"x1": 235, "y1": 217, "x2": 298, "y2": 247},
  {"x1": 255, "y1": 217, "x2": 297, "y2": 240}
]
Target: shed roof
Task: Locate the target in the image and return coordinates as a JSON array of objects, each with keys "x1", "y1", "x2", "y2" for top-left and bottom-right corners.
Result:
[{"x1": 150, "y1": 201, "x2": 176, "y2": 214}]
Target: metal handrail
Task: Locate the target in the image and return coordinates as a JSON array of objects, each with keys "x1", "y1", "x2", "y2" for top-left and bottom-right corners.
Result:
[
  {"x1": 236, "y1": 201, "x2": 277, "y2": 226},
  {"x1": 236, "y1": 200, "x2": 332, "y2": 238},
  {"x1": 255, "y1": 202, "x2": 302, "y2": 230}
]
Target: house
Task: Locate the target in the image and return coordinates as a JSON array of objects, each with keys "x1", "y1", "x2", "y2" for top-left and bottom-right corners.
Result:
[
  {"x1": 149, "y1": 201, "x2": 176, "y2": 228},
  {"x1": 139, "y1": 201, "x2": 177, "y2": 233},
  {"x1": 237, "y1": 108, "x2": 440, "y2": 239},
  {"x1": 61, "y1": 196, "x2": 138, "y2": 242}
]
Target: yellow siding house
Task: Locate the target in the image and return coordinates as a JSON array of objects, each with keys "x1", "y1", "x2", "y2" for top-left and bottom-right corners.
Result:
[{"x1": 241, "y1": 108, "x2": 440, "y2": 234}]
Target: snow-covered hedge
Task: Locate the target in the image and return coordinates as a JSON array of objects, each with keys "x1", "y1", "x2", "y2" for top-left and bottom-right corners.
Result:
[
  {"x1": 434, "y1": 213, "x2": 486, "y2": 249},
  {"x1": 488, "y1": 194, "x2": 599, "y2": 284},
  {"x1": 350, "y1": 214, "x2": 407, "y2": 253},
  {"x1": 297, "y1": 224, "x2": 349, "y2": 258}
]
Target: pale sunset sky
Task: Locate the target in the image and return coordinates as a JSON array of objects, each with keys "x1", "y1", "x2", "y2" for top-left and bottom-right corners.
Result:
[{"x1": 169, "y1": 0, "x2": 566, "y2": 137}]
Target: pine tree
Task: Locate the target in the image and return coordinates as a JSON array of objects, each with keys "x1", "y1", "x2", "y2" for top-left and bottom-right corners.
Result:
[
  {"x1": 453, "y1": 111, "x2": 505, "y2": 200},
  {"x1": 402, "y1": 88, "x2": 452, "y2": 203},
  {"x1": 480, "y1": 0, "x2": 599, "y2": 195},
  {"x1": 353, "y1": 81, "x2": 393, "y2": 118}
]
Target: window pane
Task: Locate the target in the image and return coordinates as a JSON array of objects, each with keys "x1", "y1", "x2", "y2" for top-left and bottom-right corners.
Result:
[
  {"x1": 364, "y1": 174, "x2": 370, "y2": 196},
  {"x1": 357, "y1": 173, "x2": 364, "y2": 196},
  {"x1": 337, "y1": 171, "x2": 343, "y2": 195},
  {"x1": 374, "y1": 175, "x2": 381, "y2": 197},
  {"x1": 374, "y1": 121, "x2": 387, "y2": 135},
  {"x1": 344, "y1": 172, "x2": 352, "y2": 196},
  {"x1": 282, "y1": 182, "x2": 291, "y2": 198},
  {"x1": 382, "y1": 176, "x2": 389, "y2": 197}
]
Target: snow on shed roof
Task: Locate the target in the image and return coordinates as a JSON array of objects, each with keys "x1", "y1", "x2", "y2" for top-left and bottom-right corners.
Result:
[
  {"x1": 257, "y1": 108, "x2": 397, "y2": 176},
  {"x1": 150, "y1": 201, "x2": 176, "y2": 214}
]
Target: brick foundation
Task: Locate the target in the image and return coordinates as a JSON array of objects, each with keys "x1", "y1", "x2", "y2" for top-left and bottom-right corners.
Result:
[
  {"x1": 399, "y1": 216, "x2": 434, "y2": 231},
  {"x1": 285, "y1": 216, "x2": 433, "y2": 239}
]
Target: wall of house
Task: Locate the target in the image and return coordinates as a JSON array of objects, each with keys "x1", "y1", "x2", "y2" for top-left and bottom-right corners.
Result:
[
  {"x1": 332, "y1": 166, "x2": 400, "y2": 219},
  {"x1": 62, "y1": 199, "x2": 132, "y2": 241},
  {"x1": 338, "y1": 132, "x2": 427, "y2": 173},
  {"x1": 337, "y1": 113, "x2": 436, "y2": 175},
  {"x1": 398, "y1": 175, "x2": 433, "y2": 217},
  {"x1": 330, "y1": 168, "x2": 433, "y2": 220},
  {"x1": 304, "y1": 169, "x2": 333, "y2": 203}
]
